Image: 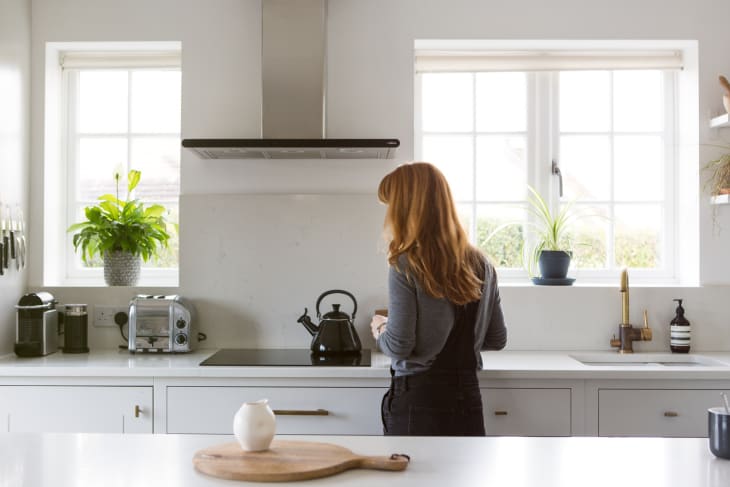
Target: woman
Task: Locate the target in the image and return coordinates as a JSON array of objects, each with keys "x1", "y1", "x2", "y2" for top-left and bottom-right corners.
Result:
[{"x1": 371, "y1": 162, "x2": 507, "y2": 436}]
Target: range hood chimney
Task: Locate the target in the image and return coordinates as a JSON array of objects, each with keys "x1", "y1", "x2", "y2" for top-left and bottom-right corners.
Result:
[{"x1": 182, "y1": 0, "x2": 399, "y2": 160}]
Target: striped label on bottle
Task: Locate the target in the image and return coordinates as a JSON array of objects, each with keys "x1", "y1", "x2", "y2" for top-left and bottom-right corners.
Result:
[{"x1": 670, "y1": 324, "x2": 691, "y2": 347}]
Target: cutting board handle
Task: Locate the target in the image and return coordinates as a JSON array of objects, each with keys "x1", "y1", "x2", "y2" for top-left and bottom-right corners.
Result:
[{"x1": 357, "y1": 453, "x2": 410, "y2": 471}]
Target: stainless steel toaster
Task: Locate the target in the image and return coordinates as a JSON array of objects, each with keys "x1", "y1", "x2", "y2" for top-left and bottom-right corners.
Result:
[{"x1": 128, "y1": 295, "x2": 197, "y2": 353}]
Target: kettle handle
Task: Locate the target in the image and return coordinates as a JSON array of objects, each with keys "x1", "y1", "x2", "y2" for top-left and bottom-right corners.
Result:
[{"x1": 315, "y1": 289, "x2": 357, "y2": 320}]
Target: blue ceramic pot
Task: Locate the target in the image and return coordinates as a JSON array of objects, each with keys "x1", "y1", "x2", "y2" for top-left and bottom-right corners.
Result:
[{"x1": 538, "y1": 250, "x2": 571, "y2": 279}]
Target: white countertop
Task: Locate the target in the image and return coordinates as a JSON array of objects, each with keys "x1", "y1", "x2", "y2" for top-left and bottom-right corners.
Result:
[
  {"x1": 0, "y1": 433, "x2": 728, "y2": 487},
  {"x1": 2, "y1": 349, "x2": 730, "y2": 379}
]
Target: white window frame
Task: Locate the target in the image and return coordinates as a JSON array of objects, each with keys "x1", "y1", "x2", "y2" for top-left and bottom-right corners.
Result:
[
  {"x1": 414, "y1": 41, "x2": 690, "y2": 285},
  {"x1": 43, "y1": 42, "x2": 181, "y2": 287}
]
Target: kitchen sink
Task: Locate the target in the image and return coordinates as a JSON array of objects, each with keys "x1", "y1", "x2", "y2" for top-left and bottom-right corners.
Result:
[{"x1": 569, "y1": 353, "x2": 730, "y2": 367}]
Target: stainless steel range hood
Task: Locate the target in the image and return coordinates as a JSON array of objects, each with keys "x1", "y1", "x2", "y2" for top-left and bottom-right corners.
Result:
[{"x1": 182, "y1": 0, "x2": 399, "y2": 160}]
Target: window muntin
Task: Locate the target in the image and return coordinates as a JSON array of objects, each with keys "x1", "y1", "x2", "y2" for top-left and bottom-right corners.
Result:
[{"x1": 416, "y1": 68, "x2": 675, "y2": 282}]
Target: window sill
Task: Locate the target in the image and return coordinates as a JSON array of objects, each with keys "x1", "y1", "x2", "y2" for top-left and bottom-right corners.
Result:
[
  {"x1": 55, "y1": 275, "x2": 179, "y2": 288},
  {"x1": 498, "y1": 280, "x2": 698, "y2": 288}
]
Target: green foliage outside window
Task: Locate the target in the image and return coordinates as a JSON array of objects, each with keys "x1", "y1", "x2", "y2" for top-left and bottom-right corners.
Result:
[
  {"x1": 567, "y1": 229, "x2": 606, "y2": 269},
  {"x1": 476, "y1": 218, "x2": 524, "y2": 268},
  {"x1": 615, "y1": 232, "x2": 659, "y2": 269},
  {"x1": 476, "y1": 218, "x2": 658, "y2": 271}
]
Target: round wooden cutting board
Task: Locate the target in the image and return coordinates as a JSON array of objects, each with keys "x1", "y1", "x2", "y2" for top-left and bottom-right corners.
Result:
[{"x1": 192, "y1": 439, "x2": 410, "y2": 482}]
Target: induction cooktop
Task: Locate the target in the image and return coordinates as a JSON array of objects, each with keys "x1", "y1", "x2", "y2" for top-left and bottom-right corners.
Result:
[{"x1": 200, "y1": 349, "x2": 371, "y2": 367}]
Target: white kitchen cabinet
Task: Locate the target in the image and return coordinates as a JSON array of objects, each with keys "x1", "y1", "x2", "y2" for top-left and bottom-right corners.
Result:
[
  {"x1": 481, "y1": 388, "x2": 572, "y2": 436},
  {"x1": 598, "y1": 388, "x2": 730, "y2": 437},
  {"x1": 0, "y1": 386, "x2": 153, "y2": 433},
  {"x1": 166, "y1": 386, "x2": 385, "y2": 435},
  {"x1": 165, "y1": 384, "x2": 575, "y2": 437}
]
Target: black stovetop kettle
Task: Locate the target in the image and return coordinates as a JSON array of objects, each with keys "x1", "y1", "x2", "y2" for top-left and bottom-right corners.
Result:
[{"x1": 297, "y1": 289, "x2": 362, "y2": 355}]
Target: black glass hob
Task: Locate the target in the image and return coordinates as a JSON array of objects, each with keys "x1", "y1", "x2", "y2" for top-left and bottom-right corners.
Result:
[{"x1": 200, "y1": 349, "x2": 371, "y2": 367}]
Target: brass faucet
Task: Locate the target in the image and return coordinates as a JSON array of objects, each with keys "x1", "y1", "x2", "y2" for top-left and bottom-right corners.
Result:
[{"x1": 610, "y1": 269, "x2": 652, "y2": 353}]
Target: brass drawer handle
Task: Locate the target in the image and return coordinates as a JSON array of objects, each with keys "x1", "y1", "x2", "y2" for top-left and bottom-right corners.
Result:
[
  {"x1": 664, "y1": 411, "x2": 679, "y2": 417},
  {"x1": 134, "y1": 405, "x2": 142, "y2": 418},
  {"x1": 494, "y1": 410, "x2": 509, "y2": 416},
  {"x1": 273, "y1": 409, "x2": 329, "y2": 416}
]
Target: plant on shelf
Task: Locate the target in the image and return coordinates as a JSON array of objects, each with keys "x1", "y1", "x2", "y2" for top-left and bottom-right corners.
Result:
[
  {"x1": 704, "y1": 76, "x2": 730, "y2": 198},
  {"x1": 67, "y1": 169, "x2": 171, "y2": 286},
  {"x1": 703, "y1": 145, "x2": 730, "y2": 197},
  {"x1": 702, "y1": 143, "x2": 730, "y2": 233}
]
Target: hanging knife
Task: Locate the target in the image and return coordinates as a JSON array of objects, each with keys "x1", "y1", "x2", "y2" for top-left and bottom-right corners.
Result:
[
  {"x1": 18, "y1": 207, "x2": 26, "y2": 269},
  {"x1": 11, "y1": 206, "x2": 19, "y2": 271},
  {"x1": 0, "y1": 207, "x2": 3, "y2": 274},
  {"x1": 0, "y1": 204, "x2": 7, "y2": 270},
  {"x1": 8, "y1": 205, "x2": 16, "y2": 260}
]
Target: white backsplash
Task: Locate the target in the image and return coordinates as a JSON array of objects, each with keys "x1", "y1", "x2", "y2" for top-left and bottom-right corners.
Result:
[
  {"x1": 40, "y1": 193, "x2": 730, "y2": 353},
  {"x1": 178, "y1": 193, "x2": 389, "y2": 351}
]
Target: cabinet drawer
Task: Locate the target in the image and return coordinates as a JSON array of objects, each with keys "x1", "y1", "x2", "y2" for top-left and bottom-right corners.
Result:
[
  {"x1": 481, "y1": 388, "x2": 571, "y2": 436},
  {"x1": 166, "y1": 387, "x2": 385, "y2": 435},
  {"x1": 0, "y1": 386, "x2": 152, "y2": 434},
  {"x1": 599, "y1": 389, "x2": 728, "y2": 437}
]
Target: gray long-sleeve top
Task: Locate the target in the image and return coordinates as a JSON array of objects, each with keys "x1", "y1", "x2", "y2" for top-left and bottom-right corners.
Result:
[{"x1": 376, "y1": 256, "x2": 507, "y2": 376}]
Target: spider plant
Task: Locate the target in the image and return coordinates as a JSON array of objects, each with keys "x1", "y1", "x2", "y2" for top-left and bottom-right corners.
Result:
[{"x1": 523, "y1": 185, "x2": 579, "y2": 277}]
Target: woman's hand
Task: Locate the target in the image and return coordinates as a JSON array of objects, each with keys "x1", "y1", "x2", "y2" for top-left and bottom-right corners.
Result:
[{"x1": 370, "y1": 314, "x2": 388, "y2": 339}]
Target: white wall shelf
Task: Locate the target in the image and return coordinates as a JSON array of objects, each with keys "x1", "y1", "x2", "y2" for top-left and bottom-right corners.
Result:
[
  {"x1": 710, "y1": 113, "x2": 730, "y2": 128},
  {"x1": 710, "y1": 194, "x2": 730, "y2": 205}
]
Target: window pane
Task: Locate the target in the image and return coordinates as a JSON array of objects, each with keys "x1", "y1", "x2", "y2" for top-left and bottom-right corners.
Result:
[
  {"x1": 423, "y1": 135, "x2": 474, "y2": 201},
  {"x1": 477, "y1": 204, "x2": 526, "y2": 268},
  {"x1": 78, "y1": 71, "x2": 128, "y2": 133},
  {"x1": 131, "y1": 70, "x2": 181, "y2": 133},
  {"x1": 476, "y1": 136, "x2": 527, "y2": 201},
  {"x1": 421, "y1": 73, "x2": 473, "y2": 132},
  {"x1": 475, "y1": 72, "x2": 526, "y2": 132},
  {"x1": 614, "y1": 70, "x2": 663, "y2": 132},
  {"x1": 560, "y1": 71, "x2": 610, "y2": 132},
  {"x1": 565, "y1": 204, "x2": 609, "y2": 269},
  {"x1": 614, "y1": 135, "x2": 663, "y2": 201},
  {"x1": 77, "y1": 137, "x2": 128, "y2": 201},
  {"x1": 560, "y1": 135, "x2": 611, "y2": 200},
  {"x1": 130, "y1": 137, "x2": 181, "y2": 200},
  {"x1": 615, "y1": 204, "x2": 662, "y2": 269}
]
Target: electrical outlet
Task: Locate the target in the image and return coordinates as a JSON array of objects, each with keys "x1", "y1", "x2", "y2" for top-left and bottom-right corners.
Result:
[{"x1": 94, "y1": 305, "x2": 129, "y2": 328}]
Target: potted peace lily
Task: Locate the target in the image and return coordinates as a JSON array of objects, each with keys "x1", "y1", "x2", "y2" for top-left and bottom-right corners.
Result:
[{"x1": 68, "y1": 169, "x2": 171, "y2": 286}]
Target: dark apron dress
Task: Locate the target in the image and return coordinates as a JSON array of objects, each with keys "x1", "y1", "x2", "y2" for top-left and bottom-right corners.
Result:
[{"x1": 381, "y1": 299, "x2": 485, "y2": 436}]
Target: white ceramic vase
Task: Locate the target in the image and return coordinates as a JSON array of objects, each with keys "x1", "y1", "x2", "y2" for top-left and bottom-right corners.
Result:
[{"x1": 233, "y1": 399, "x2": 276, "y2": 451}]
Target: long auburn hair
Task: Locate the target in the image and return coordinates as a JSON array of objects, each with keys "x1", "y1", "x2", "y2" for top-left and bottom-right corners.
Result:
[{"x1": 378, "y1": 162, "x2": 484, "y2": 305}]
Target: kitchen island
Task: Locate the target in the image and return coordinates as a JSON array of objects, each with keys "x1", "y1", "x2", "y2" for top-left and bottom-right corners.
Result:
[{"x1": 0, "y1": 433, "x2": 727, "y2": 486}]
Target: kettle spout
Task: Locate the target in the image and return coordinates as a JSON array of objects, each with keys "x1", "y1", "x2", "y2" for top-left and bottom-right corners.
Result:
[{"x1": 297, "y1": 308, "x2": 318, "y2": 336}]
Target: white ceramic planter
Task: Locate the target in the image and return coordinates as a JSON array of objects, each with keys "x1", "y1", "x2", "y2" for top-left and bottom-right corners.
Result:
[
  {"x1": 233, "y1": 399, "x2": 276, "y2": 451},
  {"x1": 103, "y1": 250, "x2": 141, "y2": 286}
]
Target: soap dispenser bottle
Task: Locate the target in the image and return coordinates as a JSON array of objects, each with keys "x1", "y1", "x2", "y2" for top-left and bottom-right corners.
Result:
[{"x1": 670, "y1": 299, "x2": 691, "y2": 353}]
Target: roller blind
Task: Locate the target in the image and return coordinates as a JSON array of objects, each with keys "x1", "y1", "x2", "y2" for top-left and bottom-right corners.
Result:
[
  {"x1": 415, "y1": 49, "x2": 683, "y2": 73},
  {"x1": 60, "y1": 51, "x2": 181, "y2": 69}
]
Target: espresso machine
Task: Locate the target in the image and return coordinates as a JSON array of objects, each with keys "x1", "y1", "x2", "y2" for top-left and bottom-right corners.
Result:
[{"x1": 14, "y1": 292, "x2": 59, "y2": 357}]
